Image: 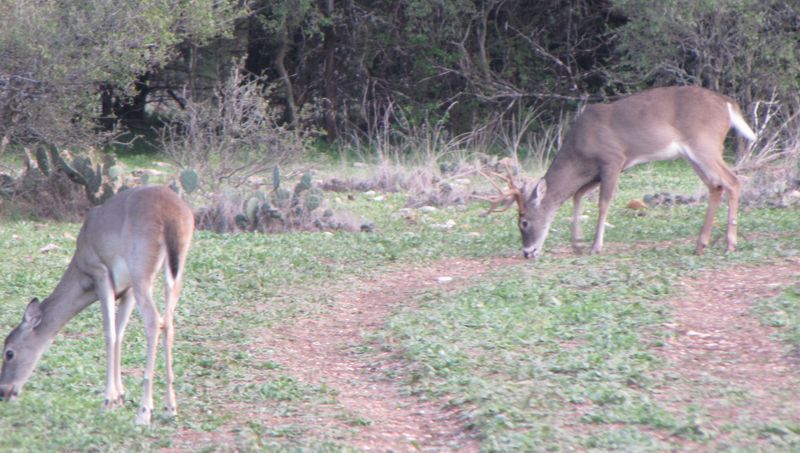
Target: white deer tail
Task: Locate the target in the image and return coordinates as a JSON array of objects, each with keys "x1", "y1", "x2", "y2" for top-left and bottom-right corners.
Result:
[{"x1": 727, "y1": 102, "x2": 756, "y2": 141}]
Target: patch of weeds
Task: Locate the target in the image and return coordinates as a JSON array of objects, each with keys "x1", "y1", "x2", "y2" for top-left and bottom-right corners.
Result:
[
  {"x1": 337, "y1": 411, "x2": 373, "y2": 427},
  {"x1": 584, "y1": 426, "x2": 671, "y2": 451},
  {"x1": 384, "y1": 262, "x2": 677, "y2": 449},
  {"x1": 754, "y1": 284, "x2": 800, "y2": 347},
  {"x1": 379, "y1": 232, "x2": 800, "y2": 451}
]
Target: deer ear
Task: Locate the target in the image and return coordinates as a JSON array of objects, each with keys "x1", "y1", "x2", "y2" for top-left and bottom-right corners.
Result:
[
  {"x1": 22, "y1": 298, "x2": 43, "y2": 330},
  {"x1": 528, "y1": 179, "x2": 547, "y2": 207}
]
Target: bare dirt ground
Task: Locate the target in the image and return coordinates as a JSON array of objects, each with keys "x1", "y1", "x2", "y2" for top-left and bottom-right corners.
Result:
[
  {"x1": 251, "y1": 256, "x2": 521, "y2": 452},
  {"x1": 172, "y1": 253, "x2": 800, "y2": 451},
  {"x1": 656, "y1": 257, "x2": 800, "y2": 449}
]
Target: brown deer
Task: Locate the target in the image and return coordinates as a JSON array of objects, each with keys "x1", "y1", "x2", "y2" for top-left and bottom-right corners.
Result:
[
  {"x1": 485, "y1": 86, "x2": 756, "y2": 259},
  {"x1": 0, "y1": 186, "x2": 194, "y2": 425}
]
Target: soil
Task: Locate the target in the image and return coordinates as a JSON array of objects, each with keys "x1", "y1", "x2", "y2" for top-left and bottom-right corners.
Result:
[
  {"x1": 171, "y1": 253, "x2": 800, "y2": 451},
  {"x1": 654, "y1": 258, "x2": 800, "y2": 449},
  {"x1": 250, "y1": 256, "x2": 521, "y2": 452}
]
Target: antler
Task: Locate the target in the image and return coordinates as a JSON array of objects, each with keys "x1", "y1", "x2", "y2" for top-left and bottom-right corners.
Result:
[{"x1": 477, "y1": 160, "x2": 527, "y2": 216}]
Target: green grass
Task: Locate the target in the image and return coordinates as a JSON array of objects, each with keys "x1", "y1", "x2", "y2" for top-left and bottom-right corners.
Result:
[
  {"x1": 0, "y1": 160, "x2": 798, "y2": 450},
  {"x1": 755, "y1": 284, "x2": 800, "y2": 347}
]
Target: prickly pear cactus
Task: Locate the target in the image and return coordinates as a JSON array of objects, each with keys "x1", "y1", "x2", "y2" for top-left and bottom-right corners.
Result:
[
  {"x1": 107, "y1": 165, "x2": 123, "y2": 179},
  {"x1": 272, "y1": 165, "x2": 281, "y2": 190},
  {"x1": 305, "y1": 187, "x2": 322, "y2": 212},
  {"x1": 49, "y1": 148, "x2": 117, "y2": 205},
  {"x1": 179, "y1": 169, "x2": 199, "y2": 194},
  {"x1": 273, "y1": 188, "x2": 291, "y2": 206},
  {"x1": 34, "y1": 145, "x2": 52, "y2": 176}
]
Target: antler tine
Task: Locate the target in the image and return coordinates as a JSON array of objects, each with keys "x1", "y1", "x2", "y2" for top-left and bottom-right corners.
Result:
[
  {"x1": 478, "y1": 160, "x2": 527, "y2": 216},
  {"x1": 503, "y1": 161, "x2": 528, "y2": 216}
]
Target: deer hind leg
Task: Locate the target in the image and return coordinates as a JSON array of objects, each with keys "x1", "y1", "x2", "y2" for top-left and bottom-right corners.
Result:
[
  {"x1": 719, "y1": 163, "x2": 740, "y2": 253},
  {"x1": 112, "y1": 289, "x2": 136, "y2": 406},
  {"x1": 161, "y1": 264, "x2": 184, "y2": 418},
  {"x1": 134, "y1": 280, "x2": 161, "y2": 426},
  {"x1": 572, "y1": 180, "x2": 600, "y2": 252},
  {"x1": 684, "y1": 146, "x2": 740, "y2": 254},
  {"x1": 591, "y1": 166, "x2": 622, "y2": 254}
]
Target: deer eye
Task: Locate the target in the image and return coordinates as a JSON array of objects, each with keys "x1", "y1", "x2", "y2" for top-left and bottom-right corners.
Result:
[
  {"x1": 4, "y1": 350, "x2": 14, "y2": 361},
  {"x1": 520, "y1": 219, "x2": 529, "y2": 229}
]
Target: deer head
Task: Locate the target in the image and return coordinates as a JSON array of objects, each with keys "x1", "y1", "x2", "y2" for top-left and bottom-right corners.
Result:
[
  {"x1": 517, "y1": 179, "x2": 557, "y2": 260},
  {"x1": 0, "y1": 299, "x2": 49, "y2": 401},
  {"x1": 480, "y1": 162, "x2": 554, "y2": 259}
]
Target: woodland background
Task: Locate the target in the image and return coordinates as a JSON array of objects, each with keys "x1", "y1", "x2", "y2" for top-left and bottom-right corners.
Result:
[{"x1": 0, "y1": 0, "x2": 800, "y2": 161}]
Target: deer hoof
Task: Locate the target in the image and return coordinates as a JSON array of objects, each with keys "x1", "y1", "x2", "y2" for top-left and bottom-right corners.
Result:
[
  {"x1": 136, "y1": 407, "x2": 152, "y2": 426},
  {"x1": 103, "y1": 398, "x2": 120, "y2": 411}
]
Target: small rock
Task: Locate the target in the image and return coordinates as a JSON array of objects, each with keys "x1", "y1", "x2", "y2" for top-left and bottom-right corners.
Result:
[
  {"x1": 431, "y1": 219, "x2": 456, "y2": 229},
  {"x1": 437, "y1": 276, "x2": 453, "y2": 283},
  {"x1": 686, "y1": 330, "x2": 711, "y2": 338},
  {"x1": 39, "y1": 243, "x2": 60, "y2": 253}
]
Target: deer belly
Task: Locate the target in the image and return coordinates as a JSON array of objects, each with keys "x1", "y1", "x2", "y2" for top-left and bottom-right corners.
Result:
[
  {"x1": 109, "y1": 258, "x2": 132, "y2": 294},
  {"x1": 624, "y1": 141, "x2": 683, "y2": 169}
]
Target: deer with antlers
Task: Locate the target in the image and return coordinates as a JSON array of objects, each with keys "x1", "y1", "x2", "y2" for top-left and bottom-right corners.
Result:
[
  {"x1": 0, "y1": 186, "x2": 194, "y2": 425},
  {"x1": 484, "y1": 86, "x2": 756, "y2": 259}
]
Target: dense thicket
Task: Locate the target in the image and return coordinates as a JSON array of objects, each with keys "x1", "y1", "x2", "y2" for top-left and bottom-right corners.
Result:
[{"x1": 1, "y1": 0, "x2": 798, "y2": 154}]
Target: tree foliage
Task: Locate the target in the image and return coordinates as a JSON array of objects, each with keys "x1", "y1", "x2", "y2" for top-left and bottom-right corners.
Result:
[
  {"x1": 0, "y1": 0, "x2": 243, "y2": 145},
  {"x1": 612, "y1": 0, "x2": 800, "y2": 110},
  {"x1": 1, "y1": 0, "x2": 798, "y2": 156}
]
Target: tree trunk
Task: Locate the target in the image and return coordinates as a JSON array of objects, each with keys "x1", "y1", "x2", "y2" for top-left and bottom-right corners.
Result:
[
  {"x1": 321, "y1": 0, "x2": 337, "y2": 140},
  {"x1": 275, "y1": 14, "x2": 297, "y2": 128}
]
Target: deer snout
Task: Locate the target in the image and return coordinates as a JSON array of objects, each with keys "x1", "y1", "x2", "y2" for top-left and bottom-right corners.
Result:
[
  {"x1": 0, "y1": 384, "x2": 18, "y2": 401},
  {"x1": 522, "y1": 248, "x2": 540, "y2": 260}
]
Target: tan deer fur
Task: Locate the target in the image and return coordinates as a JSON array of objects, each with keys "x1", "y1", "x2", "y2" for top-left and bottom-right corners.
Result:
[
  {"x1": 0, "y1": 186, "x2": 194, "y2": 425},
  {"x1": 510, "y1": 86, "x2": 756, "y2": 259}
]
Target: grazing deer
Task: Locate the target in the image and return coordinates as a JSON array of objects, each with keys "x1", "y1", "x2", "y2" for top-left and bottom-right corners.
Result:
[
  {"x1": 0, "y1": 186, "x2": 194, "y2": 425},
  {"x1": 484, "y1": 86, "x2": 756, "y2": 259}
]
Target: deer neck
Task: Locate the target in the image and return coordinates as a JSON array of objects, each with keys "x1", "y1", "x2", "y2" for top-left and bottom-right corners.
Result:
[
  {"x1": 36, "y1": 261, "x2": 96, "y2": 337},
  {"x1": 541, "y1": 149, "x2": 596, "y2": 210}
]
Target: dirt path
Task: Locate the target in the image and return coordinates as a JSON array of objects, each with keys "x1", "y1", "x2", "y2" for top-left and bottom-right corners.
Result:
[
  {"x1": 170, "y1": 251, "x2": 800, "y2": 451},
  {"x1": 254, "y1": 256, "x2": 521, "y2": 451},
  {"x1": 656, "y1": 258, "x2": 800, "y2": 448}
]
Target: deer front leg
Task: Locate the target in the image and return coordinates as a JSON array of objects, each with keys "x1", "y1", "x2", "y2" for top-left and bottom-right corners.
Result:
[
  {"x1": 591, "y1": 168, "x2": 621, "y2": 254},
  {"x1": 572, "y1": 181, "x2": 600, "y2": 252},
  {"x1": 94, "y1": 270, "x2": 124, "y2": 411},
  {"x1": 135, "y1": 286, "x2": 161, "y2": 426}
]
